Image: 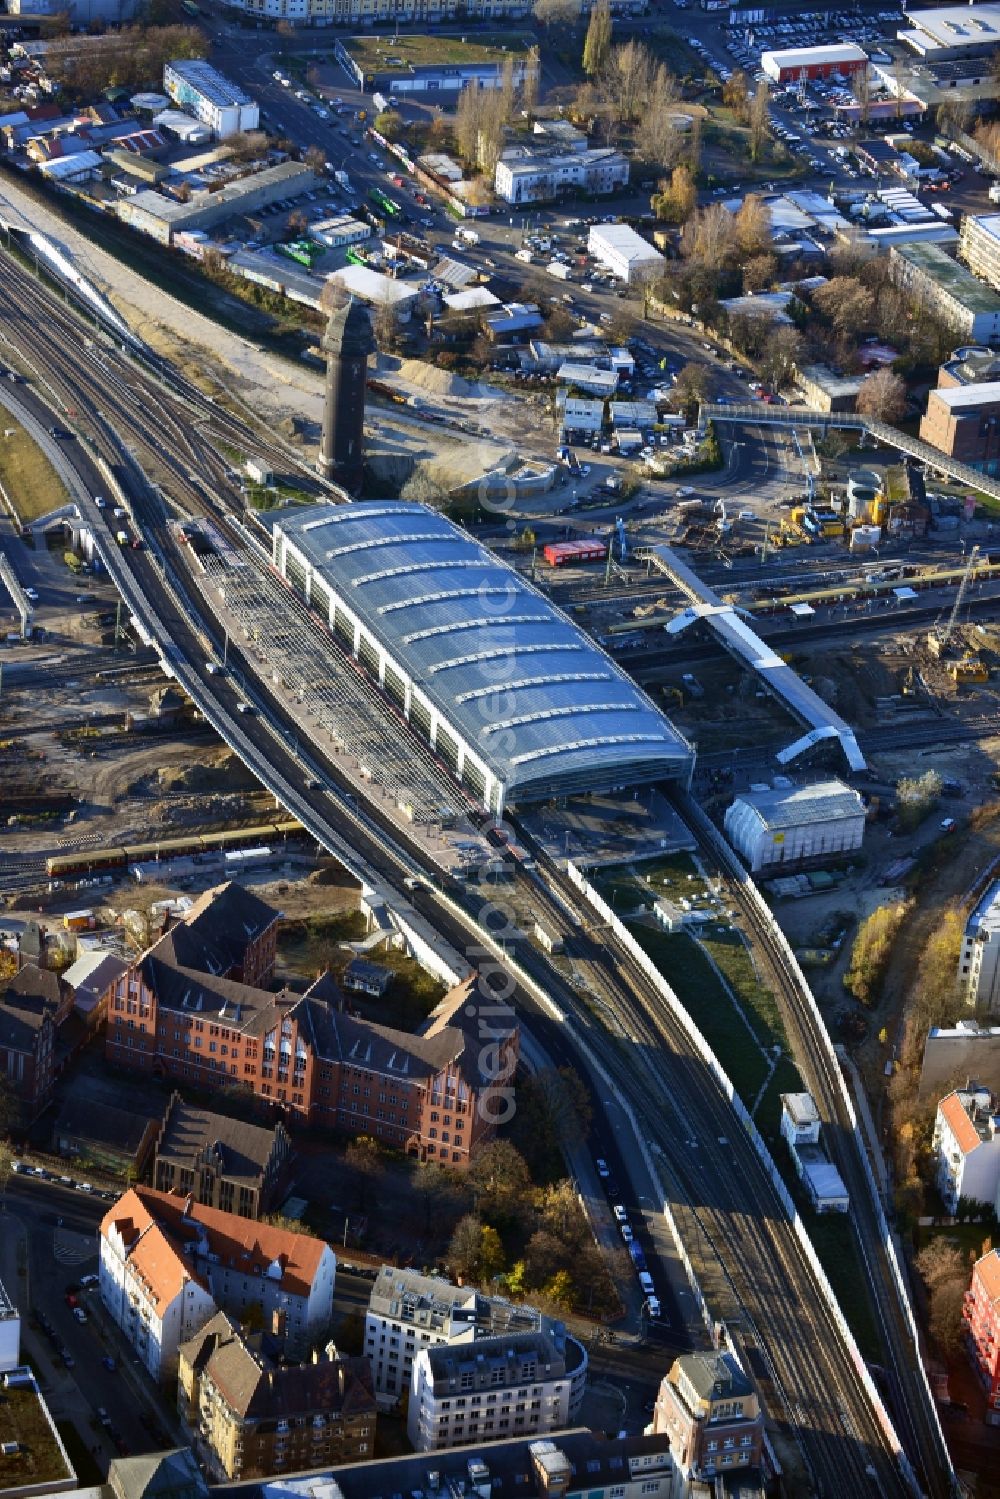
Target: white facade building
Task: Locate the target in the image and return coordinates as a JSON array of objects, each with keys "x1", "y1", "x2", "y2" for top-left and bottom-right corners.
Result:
[
  {"x1": 960, "y1": 878, "x2": 1000, "y2": 1016},
  {"x1": 780, "y1": 1091, "x2": 821, "y2": 1149},
  {"x1": 407, "y1": 1328, "x2": 584, "y2": 1452},
  {"x1": 723, "y1": 779, "x2": 865, "y2": 873},
  {"x1": 311, "y1": 216, "x2": 371, "y2": 249},
  {"x1": 495, "y1": 148, "x2": 629, "y2": 206},
  {"x1": 99, "y1": 1198, "x2": 217, "y2": 1382},
  {"x1": 100, "y1": 1188, "x2": 335, "y2": 1379},
  {"x1": 163, "y1": 60, "x2": 259, "y2": 140},
  {"x1": 365, "y1": 1266, "x2": 587, "y2": 1415},
  {"x1": 933, "y1": 1085, "x2": 1000, "y2": 1214},
  {"x1": 0, "y1": 1275, "x2": 21, "y2": 1374},
  {"x1": 791, "y1": 1145, "x2": 850, "y2": 1212},
  {"x1": 588, "y1": 224, "x2": 663, "y2": 284}
]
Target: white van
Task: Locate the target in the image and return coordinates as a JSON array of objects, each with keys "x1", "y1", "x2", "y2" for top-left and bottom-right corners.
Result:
[{"x1": 639, "y1": 1271, "x2": 655, "y2": 1295}]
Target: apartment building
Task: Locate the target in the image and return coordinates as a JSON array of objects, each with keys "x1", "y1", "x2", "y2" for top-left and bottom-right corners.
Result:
[
  {"x1": 178, "y1": 1311, "x2": 376, "y2": 1478},
  {"x1": 650, "y1": 1351, "x2": 763, "y2": 1482},
  {"x1": 959, "y1": 877, "x2": 1000, "y2": 1016},
  {"x1": 99, "y1": 1191, "x2": 218, "y2": 1383},
  {"x1": 163, "y1": 60, "x2": 259, "y2": 139},
  {"x1": 889, "y1": 242, "x2": 1000, "y2": 344},
  {"x1": 407, "y1": 1328, "x2": 586, "y2": 1452},
  {"x1": 364, "y1": 1268, "x2": 586, "y2": 1413},
  {"x1": 961, "y1": 213, "x2": 1000, "y2": 292},
  {"x1": 105, "y1": 886, "x2": 518, "y2": 1168},
  {"x1": 963, "y1": 1248, "x2": 1000, "y2": 1419},
  {"x1": 106, "y1": 1430, "x2": 679, "y2": 1499},
  {"x1": 494, "y1": 148, "x2": 629, "y2": 207},
  {"x1": 153, "y1": 1094, "x2": 293, "y2": 1220},
  {"x1": 920, "y1": 380, "x2": 1000, "y2": 472},
  {"x1": 100, "y1": 1187, "x2": 335, "y2": 1373},
  {"x1": 933, "y1": 1085, "x2": 1000, "y2": 1215}
]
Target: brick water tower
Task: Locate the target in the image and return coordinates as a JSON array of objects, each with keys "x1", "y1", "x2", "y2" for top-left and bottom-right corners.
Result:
[{"x1": 317, "y1": 294, "x2": 373, "y2": 492}]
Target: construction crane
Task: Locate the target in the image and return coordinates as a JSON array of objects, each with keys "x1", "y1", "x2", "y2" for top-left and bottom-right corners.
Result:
[
  {"x1": 603, "y1": 518, "x2": 629, "y2": 586},
  {"x1": 929, "y1": 544, "x2": 979, "y2": 657}
]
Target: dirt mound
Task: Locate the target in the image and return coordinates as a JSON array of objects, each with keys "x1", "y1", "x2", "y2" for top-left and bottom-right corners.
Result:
[
  {"x1": 400, "y1": 359, "x2": 475, "y2": 400},
  {"x1": 157, "y1": 749, "x2": 260, "y2": 795},
  {"x1": 278, "y1": 413, "x2": 310, "y2": 439}
]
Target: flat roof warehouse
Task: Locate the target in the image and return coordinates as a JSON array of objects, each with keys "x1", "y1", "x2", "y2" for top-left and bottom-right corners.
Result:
[{"x1": 270, "y1": 503, "x2": 694, "y2": 815}]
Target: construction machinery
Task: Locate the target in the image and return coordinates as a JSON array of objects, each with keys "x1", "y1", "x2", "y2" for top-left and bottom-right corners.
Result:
[{"x1": 928, "y1": 544, "x2": 979, "y2": 657}]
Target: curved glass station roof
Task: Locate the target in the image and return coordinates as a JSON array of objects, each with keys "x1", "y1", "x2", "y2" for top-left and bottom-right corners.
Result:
[{"x1": 275, "y1": 502, "x2": 694, "y2": 803}]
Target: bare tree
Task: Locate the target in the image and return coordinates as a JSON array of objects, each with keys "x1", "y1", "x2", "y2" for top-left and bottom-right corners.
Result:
[
  {"x1": 455, "y1": 85, "x2": 485, "y2": 165},
  {"x1": 372, "y1": 298, "x2": 400, "y2": 352},
  {"x1": 852, "y1": 65, "x2": 871, "y2": 126},
  {"x1": 743, "y1": 252, "x2": 778, "y2": 292},
  {"x1": 735, "y1": 193, "x2": 770, "y2": 255},
  {"x1": 533, "y1": 0, "x2": 582, "y2": 29},
  {"x1": 937, "y1": 95, "x2": 973, "y2": 135},
  {"x1": 748, "y1": 79, "x2": 771, "y2": 163},
  {"x1": 856, "y1": 368, "x2": 907, "y2": 423},
  {"x1": 812, "y1": 275, "x2": 875, "y2": 338},
  {"x1": 681, "y1": 202, "x2": 739, "y2": 270},
  {"x1": 521, "y1": 46, "x2": 541, "y2": 113},
  {"x1": 637, "y1": 99, "x2": 684, "y2": 176},
  {"x1": 722, "y1": 69, "x2": 750, "y2": 119},
  {"x1": 583, "y1": 0, "x2": 613, "y2": 78},
  {"x1": 760, "y1": 325, "x2": 803, "y2": 389},
  {"x1": 601, "y1": 39, "x2": 655, "y2": 125}
]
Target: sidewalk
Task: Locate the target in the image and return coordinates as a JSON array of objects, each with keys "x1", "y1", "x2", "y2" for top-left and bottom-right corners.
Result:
[{"x1": 0, "y1": 1206, "x2": 99, "y2": 1464}]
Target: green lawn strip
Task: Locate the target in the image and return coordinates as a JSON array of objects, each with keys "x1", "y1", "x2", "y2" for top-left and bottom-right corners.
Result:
[
  {"x1": 801, "y1": 1211, "x2": 883, "y2": 1365},
  {"x1": 698, "y1": 927, "x2": 790, "y2": 1053},
  {"x1": 624, "y1": 922, "x2": 771, "y2": 1104}
]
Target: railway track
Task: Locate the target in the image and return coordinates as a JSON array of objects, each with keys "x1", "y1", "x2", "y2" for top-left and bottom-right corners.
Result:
[
  {"x1": 497, "y1": 858, "x2": 919, "y2": 1499},
  {"x1": 0, "y1": 249, "x2": 947, "y2": 1497},
  {"x1": 668, "y1": 792, "x2": 951, "y2": 1499}
]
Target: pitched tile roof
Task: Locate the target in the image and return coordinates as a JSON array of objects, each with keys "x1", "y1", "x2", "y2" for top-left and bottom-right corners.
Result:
[
  {"x1": 129, "y1": 1186, "x2": 329, "y2": 1299},
  {"x1": 974, "y1": 1248, "x2": 1000, "y2": 1309},
  {"x1": 938, "y1": 1091, "x2": 986, "y2": 1155},
  {"x1": 101, "y1": 1191, "x2": 208, "y2": 1316}
]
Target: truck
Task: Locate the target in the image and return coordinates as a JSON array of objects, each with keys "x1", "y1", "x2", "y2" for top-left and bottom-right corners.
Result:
[
  {"x1": 115, "y1": 530, "x2": 129, "y2": 546},
  {"x1": 547, "y1": 260, "x2": 570, "y2": 280},
  {"x1": 456, "y1": 226, "x2": 480, "y2": 245},
  {"x1": 334, "y1": 169, "x2": 353, "y2": 194},
  {"x1": 990, "y1": 181, "x2": 1000, "y2": 204}
]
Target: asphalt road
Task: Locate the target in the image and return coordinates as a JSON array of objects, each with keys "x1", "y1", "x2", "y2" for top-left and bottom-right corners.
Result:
[{"x1": 1, "y1": 1178, "x2": 178, "y2": 1469}]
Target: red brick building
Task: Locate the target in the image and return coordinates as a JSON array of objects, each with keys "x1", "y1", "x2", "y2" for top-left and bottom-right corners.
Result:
[
  {"x1": 0, "y1": 966, "x2": 69, "y2": 1125},
  {"x1": 105, "y1": 884, "x2": 517, "y2": 1168},
  {"x1": 963, "y1": 1248, "x2": 1000, "y2": 1422}
]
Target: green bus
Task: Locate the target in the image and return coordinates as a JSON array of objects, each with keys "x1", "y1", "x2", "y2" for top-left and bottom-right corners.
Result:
[{"x1": 369, "y1": 186, "x2": 401, "y2": 218}]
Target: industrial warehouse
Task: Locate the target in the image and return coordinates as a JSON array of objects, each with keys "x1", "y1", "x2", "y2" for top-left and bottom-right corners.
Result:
[{"x1": 270, "y1": 503, "x2": 694, "y2": 813}]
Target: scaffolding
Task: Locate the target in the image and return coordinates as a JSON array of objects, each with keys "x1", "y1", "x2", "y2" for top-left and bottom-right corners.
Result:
[{"x1": 198, "y1": 552, "x2": 462, "y2": 827}]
